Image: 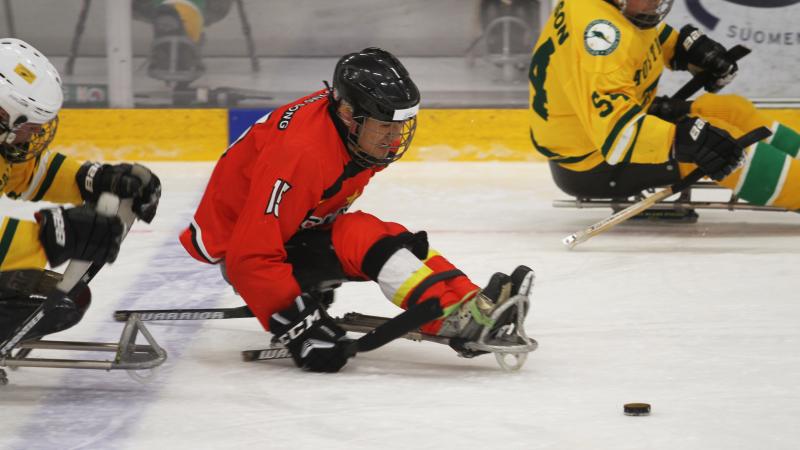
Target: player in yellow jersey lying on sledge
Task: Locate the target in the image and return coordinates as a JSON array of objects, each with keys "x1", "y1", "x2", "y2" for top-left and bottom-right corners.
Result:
[{"x1": 528, "y1": 0, "x2": 800, "y2": 219}]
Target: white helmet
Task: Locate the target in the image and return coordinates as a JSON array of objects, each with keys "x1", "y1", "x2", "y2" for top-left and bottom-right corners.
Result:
[{"x1": 0, "y1": 38, "x2": 63, "y2": 162}]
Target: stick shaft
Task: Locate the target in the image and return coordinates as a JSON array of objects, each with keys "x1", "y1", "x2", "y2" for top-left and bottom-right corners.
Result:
[
  {"x1": 114, "y1": 306, "x2": 254, "y2": 321},
  {"x1": 1, "y1": 195, "x2": 131, "y2": 356},
  {"x1": 563, "y1": 127, "x2": 771, "y2": 249},
  {"x1": 672, "y1": 45, "x2": 750, "y2": 100}
]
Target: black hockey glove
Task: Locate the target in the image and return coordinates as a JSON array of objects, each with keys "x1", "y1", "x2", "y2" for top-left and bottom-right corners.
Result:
[
  {"x1": 673, "y1": 117, "x2": 745, "y2": 181},
  {"x1": 269, "y1": 294, "x2": 352, "y2": 373},
  {"x1": 76, "y1": 162, "x2": 162, "y2": 223},
  {"x1": 672, "y1": 25, "x2": 738, "y2": 93},
  {"x1": 648, "y1": 96, "x2": 692, "y2": 123},
  {"x1": 35, "y1": 205, "x2": 124, "y2": 267}
]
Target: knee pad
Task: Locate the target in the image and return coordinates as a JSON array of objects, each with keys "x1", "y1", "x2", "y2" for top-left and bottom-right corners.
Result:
[
  {"x1": 362, "y1": 232, "x2": 467, "y2": 309},
  {"x1": 361, "y1": 230, "x2": 430, "y2": 281}
]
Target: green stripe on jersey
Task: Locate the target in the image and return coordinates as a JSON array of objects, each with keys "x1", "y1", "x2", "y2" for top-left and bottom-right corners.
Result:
[
  {"x1": 31, "y1": 153, "x2": 66, "y2": 202},
  {"x1": 0, "y1": 218, "x2": 20, "y2": 267},
  {"x1": 659, "y1": 25, "x2": 674, "y2": 44},
  {"x1": 601, "y1": 105, "x2": 642, "y2": 158},
  {"x1": 620, "y1": 117, "x2": 645, "y2": 165},
  {"x1": 530, "y1": 129, "x2": 592, "y2": 163},
  {"x1": 770, "y1": 123, "x2": 800, "y2": 157},
  {"x1": 736, "y1": 142, "x2": 790, "y2": 205}
]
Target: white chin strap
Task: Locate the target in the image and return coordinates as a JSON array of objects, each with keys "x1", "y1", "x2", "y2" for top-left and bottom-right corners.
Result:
[
  {"x1": 1, "y1": 130, "x2": 17, "y2": 144},
  {"x1": 0, "y1": 111, "x2": 23, "y2": 144}
]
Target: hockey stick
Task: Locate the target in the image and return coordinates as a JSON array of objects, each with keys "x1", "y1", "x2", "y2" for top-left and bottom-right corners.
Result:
[
  {"x1": 672, "y1": 45, "x2": 750, "y2": 101},
  {"x1": 242, "y1": 312, "x2": 451, "y2": 362},
  {"x1": 563, "y1": 126, "x2": 772, "y2": 249},
  {"x1": 562, "y1": 44, "x2": 754, "y2": 249},
  {"x1": 0, "y1": 194, "x2": 136, "y2": 356},
  {"x1": 119, "y1": 297, "x2": 443, "y2": 357},
  {"x1": 242, "y1": 297, "x2": 444, "y2": 362},
  {"x1": 114, "y1": 305, "x2": 254, "y2": 322},
  {"x1": 345, "y1": 297, "x2": 443, "y2": 355}
]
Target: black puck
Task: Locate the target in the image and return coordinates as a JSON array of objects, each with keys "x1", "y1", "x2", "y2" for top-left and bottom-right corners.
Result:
[{"x1": 623, "y1": 403, "x2": 651, "y2": 416}]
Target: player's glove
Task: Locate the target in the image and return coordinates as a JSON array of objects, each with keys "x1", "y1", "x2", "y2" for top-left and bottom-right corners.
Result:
[
  {"x1": 35, "y1": 205, "x2": 124, "y2": 267},
  {"x1": 672, "y1": 25, "x2": 738, "y2": 93},
  {"x1": 648, "y1": 96, "x2": 692, "y2": 123},
  {"x1": 673, "y1": 117, "x2": 745, "y2": 181},
  {"x1": 76, "y1": 162, "x2": 161, "y2": 223},
  {"x1": 269, "y1": 294, "x2": 352, "y2": 373}
]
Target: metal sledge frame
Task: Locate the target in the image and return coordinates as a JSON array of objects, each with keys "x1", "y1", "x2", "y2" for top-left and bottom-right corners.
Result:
[
  {"x1": 0, "y1": 314, "x2": 167, "y2": 386},
  {"x1": 241, "y1": 294, "x2": 538, "y2": 372},
  {"x1": 553, "y1": 181, "x2": 791, "y2": 213},
  {"x1": 114, "y1": 296, "x2": 539, "y2": 372},
  {"x1": 331, "y1": 300, "x2": 538, "y2": 372}
]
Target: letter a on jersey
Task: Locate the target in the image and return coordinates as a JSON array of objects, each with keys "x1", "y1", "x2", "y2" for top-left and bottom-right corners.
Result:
[{"x1": 265, "y1": 179, "x2": 291, "y2": 217}]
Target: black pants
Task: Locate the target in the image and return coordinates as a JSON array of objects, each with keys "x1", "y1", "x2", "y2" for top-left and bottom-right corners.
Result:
[
  {"x1": 219, "y1": 229, "x2": 354, "y2": 297},
  {"x1": 0, "y1": 270, "x2": 91, "y2": 343},
  {"x1": 549, "y1": 160, "x2": 681, "y2": 198}
]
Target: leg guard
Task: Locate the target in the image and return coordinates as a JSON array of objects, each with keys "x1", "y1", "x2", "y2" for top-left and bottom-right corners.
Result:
[
  {"x1": 768, "y1": 123, "x2": 800, "y2": 158},
  {"x1": 0, "y1": 270, "x2": 91, "y2": 343},
  {"x1": 728, "y1": 141, "x2": 800, "y2": 209},
  {"x1": 331, "y1": 212, "x2": 479, "y2": 334},
  {"x1": 686, "y1": 94, "x2": 800, "y2": 209}
]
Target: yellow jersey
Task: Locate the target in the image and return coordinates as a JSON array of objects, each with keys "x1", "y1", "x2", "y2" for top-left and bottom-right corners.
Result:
[
  {"x1": 528, "y1": 0, "x2": 680, "y2": 171},
  {"x1": 0, "y1": 151, "x2": 83, "y2": 270}
]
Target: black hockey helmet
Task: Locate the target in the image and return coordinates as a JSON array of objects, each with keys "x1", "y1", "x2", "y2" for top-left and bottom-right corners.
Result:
[
  {"x1": 331, "y1": 47, "x2": 420, "y2": 167},
  {"x1": 614, "y1": 0, "x2": 674, "y2": 29}
]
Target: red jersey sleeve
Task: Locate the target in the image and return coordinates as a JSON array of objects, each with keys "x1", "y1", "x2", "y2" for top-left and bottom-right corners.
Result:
[{"x1": 224, "y1": 142, "x2": 324, "y2": 330}]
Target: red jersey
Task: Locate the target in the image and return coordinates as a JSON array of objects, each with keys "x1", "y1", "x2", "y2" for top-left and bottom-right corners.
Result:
[{"x1": 179, "y1": 90, "x2": 379, "y2": 328}]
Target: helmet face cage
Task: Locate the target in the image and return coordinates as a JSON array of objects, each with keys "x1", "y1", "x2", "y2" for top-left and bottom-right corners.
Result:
[
  {"x1": 332, "y1": 47, "x2": 421, "y2": 168},
  {"x1": 341, "y1": 110, "x2": 417, "y2": 168},
  {"x1": 0, "y1": 108, "x2": 58, "y2": 163},
  {"x1": 618, "y1": 0, "x2": 674, "y2": 29}
]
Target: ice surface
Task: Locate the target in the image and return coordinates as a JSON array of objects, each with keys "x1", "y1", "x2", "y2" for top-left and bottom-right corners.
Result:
[{"x1": 2, "y1": 162, "x2": 799, "y2": 450}]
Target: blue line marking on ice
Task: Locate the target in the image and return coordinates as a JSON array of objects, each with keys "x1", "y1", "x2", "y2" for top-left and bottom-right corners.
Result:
[{"x1": 7, "y1": 236, "x2": 233, "y2": 450}]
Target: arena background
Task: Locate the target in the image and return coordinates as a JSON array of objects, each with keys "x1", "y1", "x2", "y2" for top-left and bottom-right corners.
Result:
[
  {"x1": 1, "y1": 0, "x2": 798, "y2": 161},
  {"x1": 4, "y1": 3, "x2": 800, "y2": 449}
]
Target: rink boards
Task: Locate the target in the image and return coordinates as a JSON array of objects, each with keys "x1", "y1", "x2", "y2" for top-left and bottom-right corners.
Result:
[{"x1": 50, "y1": 108, "x2": 800, "y2": 162}]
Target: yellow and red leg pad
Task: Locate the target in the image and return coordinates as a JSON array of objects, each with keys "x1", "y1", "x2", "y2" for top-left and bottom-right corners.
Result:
[{"x1": 331, "y1": 211, "x2": 479, "y2": 334}]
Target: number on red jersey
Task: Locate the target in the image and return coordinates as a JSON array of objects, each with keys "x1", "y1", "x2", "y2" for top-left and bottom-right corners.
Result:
[{"x1": 265, "y1": 179, "x2": 291, "y2": 217}]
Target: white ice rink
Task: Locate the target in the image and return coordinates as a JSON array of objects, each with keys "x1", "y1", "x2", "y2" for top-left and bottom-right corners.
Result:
[{"x1": 2, "y1": 162, "x2": 799, "y2": 450}]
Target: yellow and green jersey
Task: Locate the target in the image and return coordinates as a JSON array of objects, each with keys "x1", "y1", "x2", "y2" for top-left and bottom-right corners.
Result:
[
  {"x1": 0, "y1": 152, "x2": 83, "y2": 270},
  {"x1": 528, "y1": 0, "x2": 680, "y2": 171}
]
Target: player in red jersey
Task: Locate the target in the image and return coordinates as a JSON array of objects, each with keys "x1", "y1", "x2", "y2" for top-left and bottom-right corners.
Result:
[{"x1": 180, "y1": 48, "x2": 533, "y2": 372}]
